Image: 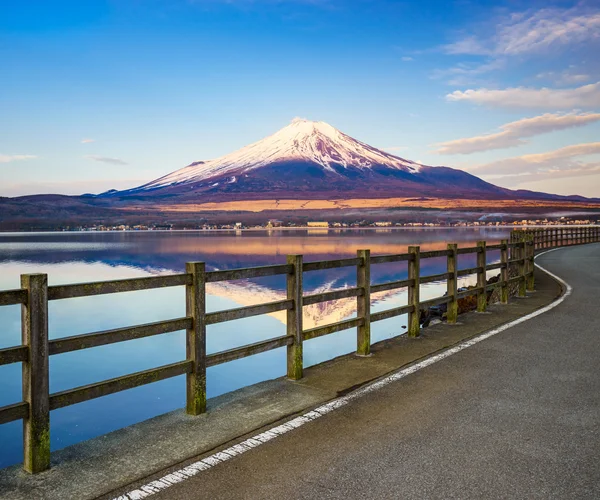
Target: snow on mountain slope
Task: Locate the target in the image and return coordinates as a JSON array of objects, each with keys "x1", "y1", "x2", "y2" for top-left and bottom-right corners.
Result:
[{"x1": 140, "y1": 118, "x2": 424, "y2": 190}]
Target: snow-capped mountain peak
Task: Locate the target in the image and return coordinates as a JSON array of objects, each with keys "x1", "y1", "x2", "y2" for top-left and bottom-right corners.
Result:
[{"x1": 141, "y1": 118, "x2": 423, "y2": 190}]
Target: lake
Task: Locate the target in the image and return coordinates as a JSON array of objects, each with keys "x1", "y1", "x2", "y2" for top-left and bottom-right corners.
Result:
[{"x1": 0, "y1": 228, "x2": 511, "y2": 468}]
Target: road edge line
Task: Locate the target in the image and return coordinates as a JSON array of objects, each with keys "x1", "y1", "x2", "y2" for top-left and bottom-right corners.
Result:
[{"x1": 113, "y1": 247, "x2": 572, "y2": 500}]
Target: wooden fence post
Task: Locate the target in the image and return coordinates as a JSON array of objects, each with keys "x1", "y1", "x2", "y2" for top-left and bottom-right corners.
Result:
[
  {"x1": 408, "y1": 246, "x2": 420, "y2": 337},
  {"x1": 518, "y1": 241, "x2": 527, "y2": 297},
  {"x1": 526, "y1": 235, "x2": 535, "y2": 291},
  {"x1": 21, "y1": 273, "x2": 50, "y2": 474},
  {"x1": 186, "y1": 262, "x2": 206, "y2": 415},
  {"x1": 356, "y1": 250, "x2": 371, "y2": 356},
  {"x1": 476, "y1": 241, "x2": 487, "y2": 312},
  {"x1": 500, "y1": 239, "x2": 509, "y2": 304},
  {"x1": 287, "y1": 255, "x2": 303, "y2": 380},
  {"x1": 446, "y1": 244, "x2": 458, "y2": 323}
]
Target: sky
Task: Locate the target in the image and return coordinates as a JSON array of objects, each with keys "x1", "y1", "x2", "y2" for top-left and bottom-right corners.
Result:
[{"x1": 1, "y1": 0, "x2": 600, "y2": 198}]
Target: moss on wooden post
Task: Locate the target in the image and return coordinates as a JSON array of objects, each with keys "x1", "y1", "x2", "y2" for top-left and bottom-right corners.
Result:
[
  {"x1": 407, "y1": 246, "x2": 420, "y2": 337},
  {"x1": 500, "y1": 239, "x2": 509, "y2": 304},
  {"x1": 526, "y1": 235, "x2": 535, "y2": 291},
  {"x1": 518, "y1": 241, "x2": 527, "y2": 297},
  {"x1": 476, "y1": 241, "x2": 487, "y2": 312},
  {"x1": 186, "y1": 262, "x2": 206, "y2": 415},
  {"x1": 286, "y1": 255, "x2": 303, "y2": 380},
  {"x1": 447, "y1": 243, "x2": 458, "y2": 323},
  {"x1": 356, "y1": 249, "x2": 371, "y2": 356},
  {"x1": 21, "y1": 273, "x2": 50, "y2": 474}
]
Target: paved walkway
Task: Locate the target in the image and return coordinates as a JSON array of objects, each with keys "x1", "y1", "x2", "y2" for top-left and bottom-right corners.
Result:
[{"x1": 135, "y1": 244, "x2": 600, "y2": 499}]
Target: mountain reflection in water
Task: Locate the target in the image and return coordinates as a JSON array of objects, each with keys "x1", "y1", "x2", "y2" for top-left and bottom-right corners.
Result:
[{"x1": 0, "y1": 228, "x2": 509, "y2": 468}]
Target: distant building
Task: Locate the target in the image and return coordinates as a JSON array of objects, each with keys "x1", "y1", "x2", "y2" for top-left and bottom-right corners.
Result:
[
  {"x1": 267, "y1": 219, "x2": 283, "y2": 228},
  {"x1": 374, "y1": 221, "x2": 392, "y2": 227},
  {"x1": 307, "y1": 221, "x2": 329, "y2": 228}
]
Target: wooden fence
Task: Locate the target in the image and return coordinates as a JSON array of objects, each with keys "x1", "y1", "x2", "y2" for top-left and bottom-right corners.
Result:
[{"x1": 0, "y1": 226, "x2": 598, "y2": 473}]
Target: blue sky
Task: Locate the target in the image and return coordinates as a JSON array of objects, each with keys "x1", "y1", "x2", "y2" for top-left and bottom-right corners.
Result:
[{"x1": 1, "y1": 0, "x2": 599, "y2": 197}]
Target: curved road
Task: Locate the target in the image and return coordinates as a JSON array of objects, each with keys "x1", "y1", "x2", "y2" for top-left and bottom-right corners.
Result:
[{"x1": 147, "y1": 244, "x2": 600, "y2": 499}]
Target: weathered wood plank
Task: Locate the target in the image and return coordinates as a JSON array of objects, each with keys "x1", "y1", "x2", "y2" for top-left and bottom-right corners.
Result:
[
  {"x1": 0, "y1": 289, "x2": 27, "y2": 306},
  {"x1": 420, "y1": 249, "x2": 451, "y2": 259},
  {"x1": 447, "y1": 244, "x2": 458, "y2": 324},
  {"x1": 48, "y1": 274, "x2": 191, "y2": 300},
  {"x1": 49, "y1": 317, "x2": 192, "y2": 355},
  {"x1": 370, "y1": 279, "x2": 413, "y2": 294},
  {"x1": 420, "y1": 296, "x2": 450, "y2": 309},
  {"x1": 21, "y1": 273, "x2": 50, "y2": 474},
  {"x1": 303, "y1": 317, "x2": 364, "y2": 341},
  {"x1": 477, "y1": 241, "x2": 487, "y2": 312},
  {"x1": 456, "y1": 247, "x2": 478, "y2": 255},
  {"x1": 420, "y1": 272, "x2": 451, "y2": 284},
  {"x1": 456, "y1": 287, "x2": 484, "y2": 299},
  {"x1": 486, "y1": 262, "x2": 503, "y2": 271},
  {"x1": 49, "y1": 360, "x2": 192, "y2": 411},
  {"x1": 0, "y1": 345, "x2": 28, "y2": 366},
  {"x1": 208, "y1": 335, "x2": 292, "y2": 367},
  {"x1": 370, "y1": 253, "x2": 412, "y2": 264},
  {"x1": 205, "y1": 299, "x2": 293, "y2": 325},
  {"x1": 303, "y1": 287, "x2": 363, "y2": 306},
  {"x1": 302, "y1": 258, "x2": 361, "y2": 272},
  {"x1": 356, "y1": 249, "x2": 371, "y2": 356},
  {"x1": 286, "y1": 255, "x2": 303, "y2": 380},
  {"x1": 371, "y1": 304, "x2": 414, "y2": 323},
  {"x1": 186, "y1": 262, "x2": 206, "y2": 415},
  {"x1": 457, "y1": 266, "x2": 482, "y2": 277},
  {"x1": 408, "y1": 246, "x2": 420, "y2": 337},
  {"x1": 0, "y1": 401, "x2": 29, "y2": 425},
  {"x1": 486, "y1": 244, "x2": 504, "y2": 250},
  {"x1": 206, "y1": 264, "x2": 292, "y2": 283}
]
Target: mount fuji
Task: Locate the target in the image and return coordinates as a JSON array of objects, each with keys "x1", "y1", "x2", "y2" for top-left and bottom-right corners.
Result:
[{"x1": 109, "y1": 118, "x2": 518, "y2": 202}]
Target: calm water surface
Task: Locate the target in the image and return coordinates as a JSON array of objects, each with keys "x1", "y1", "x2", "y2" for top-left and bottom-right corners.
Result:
[{"x1": 0, "y1": 228, "x2": 510, "y2": 468}]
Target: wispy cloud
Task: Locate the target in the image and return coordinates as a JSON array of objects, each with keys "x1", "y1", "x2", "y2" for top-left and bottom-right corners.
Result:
[
  {"x1": 84, "y1": 155, "x2": 128, "y2": 165},
  {"x1": 444, "y1": 7, "x2": 600, "y2": 57},
  {"x1": 81, "y1": 138, "x2": 96, "y2": 144},
  {"x1": 401, "y1": 56, "x2": 413, "y2": 62},
  {"x1": 446, "y1": 81, "x2": 600, "y2": 109},
  {"x1": 464, "y1": 142, "x2": 600, "y2": 186},
  {"x1": 0, "y1": 154, "x2": 37, "y2": 163},
  {"x1": 434, "y1": 112, "x2": 600, "y2": 155}
]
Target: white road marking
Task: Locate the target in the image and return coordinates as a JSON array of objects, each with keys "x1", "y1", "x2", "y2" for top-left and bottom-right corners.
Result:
[{"x1": 114, "y1": 248, "x2": 572, "y2": 500}]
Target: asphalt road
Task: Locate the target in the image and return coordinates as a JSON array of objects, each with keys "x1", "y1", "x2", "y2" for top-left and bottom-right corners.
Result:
[{"x1": 150, "y1": 244, "x2": 600, "y2": 499}]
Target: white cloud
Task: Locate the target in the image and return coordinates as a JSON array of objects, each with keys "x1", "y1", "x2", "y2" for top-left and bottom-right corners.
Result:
[
  {"x1": 81, "y1": 138, "x2": 96, "y2": 144},
  {"x1": 0, "y1": 154, "x2": 37, "y2": 163},
  {"x1": 84, "y1": 155, "x2": 128, "y2": 165},
  {"x1": 446, "y1": 81, "x2": 600, "y2": 109},
  {"x1": 434, "y1": 112, "x2": 600, "y2": 154},
  {"x1": 401, "y1": 56, "x2": 413, "y2": 62},
  {"x1": 465, "y1": 142, "x2": 600, "y2": 180},
  {"x1": 445, "y1": 7, "x2": 600, "y2": 56}
]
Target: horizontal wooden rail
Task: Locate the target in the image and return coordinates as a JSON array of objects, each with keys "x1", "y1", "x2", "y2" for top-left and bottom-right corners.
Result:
[
  {"x1": 0, "y1": 402, "x2": 29, "y2": 425},
  {"x1": 0, "y1": 289, "x2": 27, "y2": 306},
  {"x1": 456, "y1": 246, "x2": 478, "y2": 255},
  {"x1": 370, "y1": 253, "x2": 412, "y2": 264},
  {"x1": 49, "y1": 360, "x2": 192, "y2": 411},
  {"x1": 420, "y1": 296, "x2": 450, "y2": 309},
  {"x1": 420, "y1": 249, "x2": 451, "y2": 259},
  {"x1": 303, "y1": 317, "x2": 364, "y2": 341},
  {"x1": 457, "y1": 266, "x2": 482, "y2": 277},
  {"x1": 371, "y1": 278, "x2": 413, "y2": 294},
  {"x1": 207, "y1": 335, "x2": 293, "y2": 367},
  {"x1": 486, "y1": 262, "x2": 504, "y2": 271},
  {"x1": 456, "y1": 287, "x2": 484, "y2": 299},
  {"x1": 371, "y1": 304, "x2": 414, "y2": 323},
  {"x1": 0, "y1": 345, "x2": 28, "y2": 366},
  {"x1": 48, "y1": 274, "x2": 191, "y2": 300},
  {"x1": 303, "y1": 287, "x2": 363, "y2": 306},
  {"x1": 420, "y1": 272, "x2": 451, "y2": 284},
  {"x1": 486, "y1": 244, "x2": 504, "y2": 250},
  {"x1": 302, "y1": 257, "x2": 362, "y2": 272},
  {"x1": 205, "y1": 299, "x2": 293, "y2": 325},
  {"x1": 206, "y1": 264, "x2": 292, "y2": 283},
  {"x1": 49, "y1": 317, "x2": 192, "y2": 355}
]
